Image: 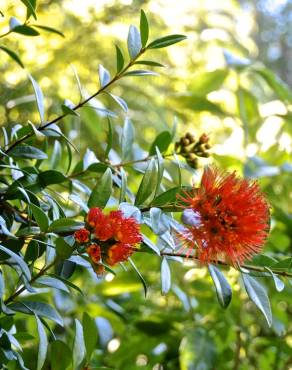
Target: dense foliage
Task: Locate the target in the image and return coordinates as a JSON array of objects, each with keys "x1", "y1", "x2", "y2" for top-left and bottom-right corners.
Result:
[{"x1": 0, "y1": 1, "x2": 292, "y2": 369}]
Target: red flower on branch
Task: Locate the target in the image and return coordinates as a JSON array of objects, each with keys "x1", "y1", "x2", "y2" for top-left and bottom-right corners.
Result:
[
  {"x1": 85, "y1": 208, "x2": 142, "y2": 267},
  {"x1": 178, "y1": 167, "x2": 270, "y2": 265},
  {"x1": 74, "y1": 228, "x2": 90, "y2": 243}
]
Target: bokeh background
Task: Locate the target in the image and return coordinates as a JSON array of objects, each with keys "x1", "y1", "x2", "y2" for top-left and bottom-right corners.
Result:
[{"x1": 1, "y1": 1, "x2": 292, "y2": 369}]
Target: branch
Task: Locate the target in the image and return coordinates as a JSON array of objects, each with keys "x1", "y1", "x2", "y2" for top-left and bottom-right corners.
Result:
[{"x1": 3, "y1": 47, "x2": 147, "y2": 156}]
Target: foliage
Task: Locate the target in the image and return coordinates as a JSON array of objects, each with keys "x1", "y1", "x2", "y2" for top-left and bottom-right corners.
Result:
[{"x1": 0, "y1": 1, "x2": 291, "y2": 370}]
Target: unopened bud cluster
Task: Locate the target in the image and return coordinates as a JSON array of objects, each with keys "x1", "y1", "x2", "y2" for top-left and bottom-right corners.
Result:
[{"x1": 174, "y1": 132, "x2": 211, "y2": 169}]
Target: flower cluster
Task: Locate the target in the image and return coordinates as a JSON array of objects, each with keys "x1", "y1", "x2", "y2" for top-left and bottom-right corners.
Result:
[
  {"x1": 74, "y1": 208, "x2": 142, "y2": 274},
  {"x1": 178, "y1": 167, "x2": 270, "y2": 265},
  {"x1": 174, "y1": 132, "x2": 211, "y2": 169}
]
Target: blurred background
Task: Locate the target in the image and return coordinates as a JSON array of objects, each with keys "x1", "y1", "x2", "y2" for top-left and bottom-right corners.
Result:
[{"x1": 1, "y1": 1, "x2": 292, "y2": 369}]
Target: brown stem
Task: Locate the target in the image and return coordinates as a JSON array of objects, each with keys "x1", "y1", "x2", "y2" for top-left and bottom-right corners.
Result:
[{"x1": 2, "y1": 48, "x2": 147, "y2": 156}]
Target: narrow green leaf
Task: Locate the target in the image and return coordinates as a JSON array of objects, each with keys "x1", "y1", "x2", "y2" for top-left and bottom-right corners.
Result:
[
  {"x1": 140, "y1": 10, "x2": 149, "y2": 47},
  {"x1": 30, "y1": 204, "x2": 49, "y2": 232},
  {"x1": 208, "y1": 264, "x2": 232, "y2": 309},
  {"x1": 0, "y1": 46, "x2": 24, "y2": 68},
  {"x1": 48, "y1": 219, "x2": 84, "y2": 233},
  {"x1": 88, "y1": 168, "x2": 112, "y2": 208},
  {"x1": 242, "y1": 273, "x2": 272, "y2": 326},
  {"x1": 55, "y1": 238, "x2": 73, "y2": 260},
  {"x1": 36, "y1": 276, "x2": 69, "y2": 293},
  {"x1": 28, "y1": 74, "x2": 45, "y2": 123},
  {"x1": 73, "y1": 319, "x2": 86, "y2": 369},
  {"x1": 129, "y1": 258, "x2": 147, "y2": 297},
  {"x1": 149, "y1": 131, "x2": 172, "y2": 155},
  {"x1": 134, "y1": 158, "x2": 158, "y2": 206},
  {"x1": 149, "y1": 207, "x2": 169, "y2": 235},
  {"x1": 83, "y1": 313, "x2": 98, "y2": 362},
  {"x1": 148, "y1": 34, "x2": 186, "y2": 49},
  {"x1": 9, "y1": 144, "x2": 47, "y2": 159},
  {"x1": 51, "y1": 340, "x2": 72, "y2": 370},
  {"x1": 108, "y1": 93, "x2": 128, "y2": 112},
  {"x1": 105, "y1": 117, "x2": 113, "y2": 159},
  {"x1": 12, "y1": 25, "x2": 39, "y2": 36},
  {"x1": 99, "y1": 64, "x2": 111, "y2": 88},
  {"x1": 33, "y1": 24, "x2": 64, "y2": 37},
  {"x1": 154, "y1": 146, "x2": 164, "y2": 197},
  {"x1": 127, "y1": 25, "x2": 142, "y2": 59},
  {"x1": 121, "y1": 117, "x2": 134, "y2": 160},
  {"x1": 135, "y1": 60, "x2": 164, "y2": 67},
  {"x1": 61, "y1": 104, "x2": 79, "y2": 116},
  {"x1": 124, "y1": 70, "x2": 158, "y2": 77},
  {"x1": 264, "y1": 267, "x2": 285, "y2": 292},
  {"x1": 9, "y1": 301, "x2": 63, "y2": 326},
  {"x1": 161, "y1": 257, "x2": 171, "y2": 295},
  {"x1": 115, "y1": 45, "x2": 124, "y2": 73},
  {"x1": 35, "y1": 315, "x2": 48, "y2": 370},
  {"x1": 20, "y1": 0, "x2": 37, "y2": 20},
  {"x1": 0, "y1": 244, "x2": 31, "y2": 280},
  {"x1": 119, "y1": 168, "x2": 127, "y2": 203}
]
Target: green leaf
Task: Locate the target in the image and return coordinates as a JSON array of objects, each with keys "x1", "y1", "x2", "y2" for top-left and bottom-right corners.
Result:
[
  {"x1": 12, "y1": 25, "x2": 39, "y2": 36},
  {"x1": 115, "y1": 45, "x2": 124, "y2": 73},
  {"x1": 9, "y1": 301, "x2": 63, "y2": 326},
  {"x1": 82, "y1": 313, "x2": 98, "y2": 362},
  {"x1": 55, "y1": 238, "x2": 73, "y2": 260},
  {"x1": 0, "y1": 244, "x2": 31, "y2": 281},
  {"x1": 140, "y1": 10, "x2": 149, "y2": 47},
  {"x1": 61, "y1": 104, "x2": 79, "y2": 116},
  {"x1": 124, "y1": 70, "x2": 158, "y2": 77},
  {"x1": 253, "y1": 67, "x2": 292, "y2": 102},
  {"x1": 161, "y1": 257, "x2": 171, "y2": 295},
  {"x1": 189, "y1": 69, "x2": 228, "y2": 96},
  {"x1": 9, "y1": 145, "x2": 47, "y2": 159},
  {"x1": 51, "y1": 340, "x2": 72, "y2": 370},
  {"x1": 108, "y1": 93, "x2": 128, "y2": 112},
  {"x1": 127, "y1": 25, "x2": 142, "y2": 59},
  {"x1": 30, "y1": 204, "x2": 49, "y2": 232},
  {"x1": 35, "y1": 315, "x2": 48, "y2": 370},
  {"x1": 264, "y1": 267, "x2": 285, "y2": 292},
  {"x1": 48, "y1": 219, "x2": 84, "y2": 233},
  {"x1": 33, "y1": 24, "x2": 64, "y2": 37},
  {"x1": 36, "y1": 276, "x2": 69, "y2": 293},
  {"x1": 38, "y1": 170, "x2": 67, "y2": 187},
  {"x1": 88, "y1": 168, "x2": 112, "y2": 208},
  {"x1": 148, "y1": 34, "x2": 186, "y2": 49},
  {"x1": 174, "y1": 95, "x2": 224, "y2": 115},
  {"x1": 151, "y1": 186, "x2": 191, "y2": 207},
  {"x1": 134, "y1": 60, "x2": 164, "y2": 67},
  {"x1": 149, "y1": 131, "x2": 172, "y2": 155},
  {"x1": 73, "y1": 319, "x2": 86, "y2": 369},
  {"x1": 129, "y1": 258, "x2": 147, "y2": 297},
  {"x1": 20, "y1": 0, "x2": 37, "y2": 20},
  {"x1": 242, "y1": 273, "x2": 272, "y2": 327},
  {"x1": 0, "y1": 46, "x2": 24, "y2": 68},
  {"x1": 150, "y1": 207, "x2": 169, "y2": 235},
  {"x1": 121, "y1": 117, "x2": 134, "y2": 161},
  {"x1": 119, "y1": 168, "x2": 127, "y2": 203},
  {"x1": 28, "y1": 74, "x2": 45, "y2": 123},
  {"x1": 154, "y1": 147, "x2": 164, "y2": 197},
  {"x1": 104, "y1": 117, "x2": 113, "y2": 159},
  {"x1": 208, "y1": 264, "x2": 232, "y2": 309},
  {"x1": 134, "y1": 158, "x2": 157, "y2": 206},
  {"x1": 99, "y1": 64, "x2": 111, "y2": 88}
]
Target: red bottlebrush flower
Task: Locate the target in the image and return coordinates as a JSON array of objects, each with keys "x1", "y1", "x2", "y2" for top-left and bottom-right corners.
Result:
[
  {"x1": 106, "y1": 243, "x2": 134, "y2": 266},
  {"x1": 87, "y1": 244, "x2": 101, "y2": 264},
  {"x1": 74, "y1": 228, "x2": 90, "y2": 243},
  {"x1": 178, "y1": 167, "x2": 270, "y2": 265},
  {"x1": 108, "y1": 210, "x2": 142, "y2": 245}
]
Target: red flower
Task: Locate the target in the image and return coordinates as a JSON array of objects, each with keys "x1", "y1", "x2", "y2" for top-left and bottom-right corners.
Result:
[
  {"x1": 87, "y1": 244, "x2": 101, "y2": 264},
  {"x1": 74, "y1": 228, "x2": 90, "y2": 243},
  {"x1": 178, "y1": 167, "x2": 270, "y2": 265},
  {"x1": 85, "y1": 207, "x2": 142, "y2": 266},
  {"x1": 106, "y1": 243, "x2": 134, "y2": 266}
]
